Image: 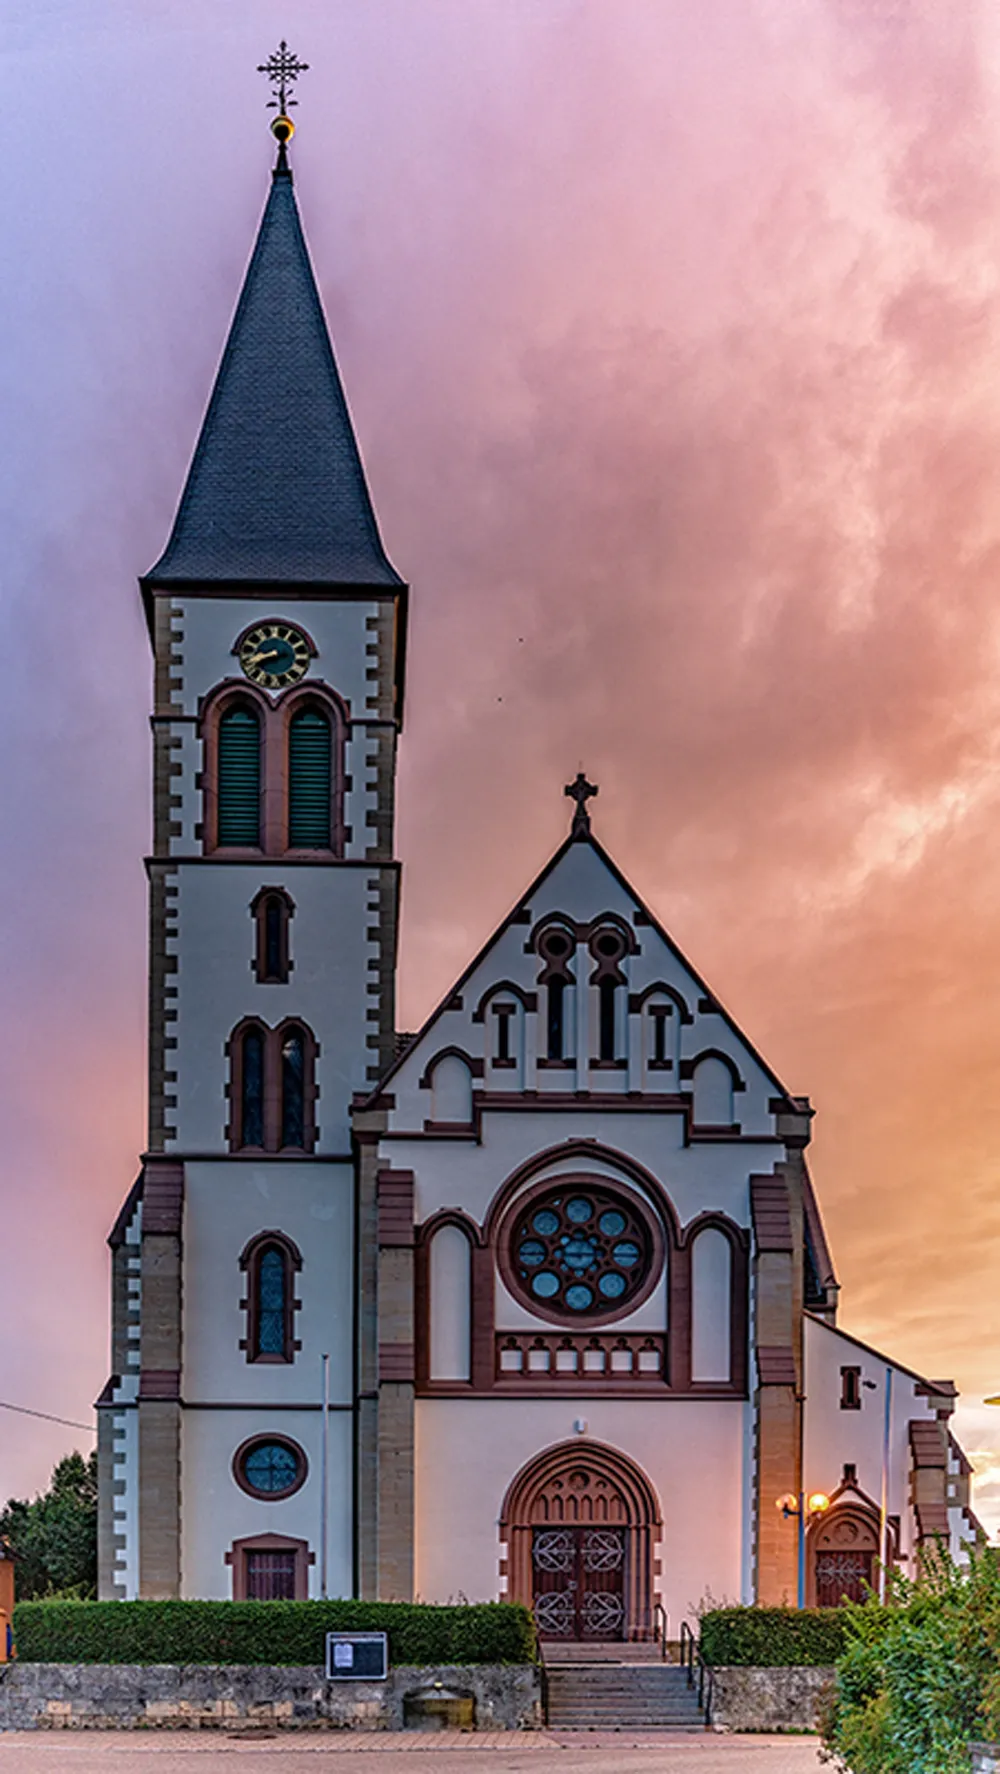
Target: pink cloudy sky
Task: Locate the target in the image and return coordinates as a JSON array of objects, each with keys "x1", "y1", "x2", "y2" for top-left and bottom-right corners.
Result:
[{"x1": 6, "y1": 0, "x2": 1000, "y2": 1530}]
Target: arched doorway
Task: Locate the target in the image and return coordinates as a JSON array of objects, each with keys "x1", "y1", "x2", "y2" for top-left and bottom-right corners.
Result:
[
  {"x1": 809, "y1": 1505, "x2": 882, "y2": 1606},
  {"x1": 500, "y1": 1440, "x2": 661, "y2": 1642}
]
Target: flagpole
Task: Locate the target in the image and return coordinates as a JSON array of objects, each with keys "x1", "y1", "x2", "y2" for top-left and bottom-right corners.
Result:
[{"x1": 320, "y1": 1352, "x2": 330, "y2": 1600}]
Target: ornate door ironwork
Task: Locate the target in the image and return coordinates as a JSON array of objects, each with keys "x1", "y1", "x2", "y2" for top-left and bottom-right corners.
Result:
[
  {"x1": 532, "y1": 1526, "x2": 626, "y2": 1639},
  {"x1": 815, "y1": 1550, "x2": 874, "y2": 1607}
]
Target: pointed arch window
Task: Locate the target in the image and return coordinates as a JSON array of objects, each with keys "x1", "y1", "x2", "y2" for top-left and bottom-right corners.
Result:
[
  {"x1": 228, "y1": 1020, "x2": 317, "y2": 1153},
  {"x1": 239, "y1": 1232, "x2": 303, "y2": 1364},
  {"x1": 217, "y1": 704, "x2": 262, "y2": 847},
  {"x1": 288, "y1": 708, "x2": 332, "y2": 849},
  {"x1": 251, "y1": 888, "x2": 294, "y2": 984}
]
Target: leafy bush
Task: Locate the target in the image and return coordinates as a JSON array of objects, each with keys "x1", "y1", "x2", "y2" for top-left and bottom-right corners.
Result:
[
  {"x1": 823, "y1": 1544, "x2": 1000, "y2": 1774},
  {"x1": 12, "y1": 1597, "x2": 536, "y2": 1667},
  {"x1": 701, "y1": 1605, "x2": 851, "y2": 1666}
]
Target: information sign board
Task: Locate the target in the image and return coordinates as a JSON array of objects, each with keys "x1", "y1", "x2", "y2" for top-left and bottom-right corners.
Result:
[{"x1": 325, "y1": 1631, "x2": 389, "y2": 1681}]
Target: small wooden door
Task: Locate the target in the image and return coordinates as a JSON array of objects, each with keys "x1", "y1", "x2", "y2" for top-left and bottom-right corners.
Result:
[
  {"x1": 812, "y1": 1508, "x2": 880, "y2": 1606},
  {"x1": 532, "y1": 1526, "x2": 626, "y2": 1640},
  {"x1": 245, "y1": 1548, "x2": 297, "y2": 1600}
]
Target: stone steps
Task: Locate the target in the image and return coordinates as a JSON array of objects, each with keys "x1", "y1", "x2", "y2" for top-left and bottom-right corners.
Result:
[{"x1": 545, "y1": 1663, "x2": 706, "y2": 1731}]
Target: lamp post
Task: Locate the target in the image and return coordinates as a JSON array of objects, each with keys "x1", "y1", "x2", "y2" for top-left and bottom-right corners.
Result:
[{"x1": 777, "y1": 1490, "x2": 830, "y2": 1608}]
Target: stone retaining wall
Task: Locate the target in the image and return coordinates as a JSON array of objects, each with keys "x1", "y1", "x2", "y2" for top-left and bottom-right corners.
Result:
[
  {"x1": 710, "y1": 1665, "x2": 835, "y2": 1732},
  {"x1": 0, "y1": 1664, "x2": 541, "y2": 1732},
  {"x1": 971, "y1": 1745, "x2": 1000, "y2": 1773}
]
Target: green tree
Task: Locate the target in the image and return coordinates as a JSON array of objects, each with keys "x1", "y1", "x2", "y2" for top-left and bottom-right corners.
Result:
[
  {"x1": 823, "y1": 1543, "x2": 1000, "y2": 1774},
  {"x1": 0, "y1": 1451, "x2": 98, "y2": 1600}
]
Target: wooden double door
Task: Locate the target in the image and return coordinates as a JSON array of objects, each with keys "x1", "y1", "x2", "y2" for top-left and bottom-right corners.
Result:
[{"x1": 532, "y1": 1525, "x2": 626, "y2": 1640}]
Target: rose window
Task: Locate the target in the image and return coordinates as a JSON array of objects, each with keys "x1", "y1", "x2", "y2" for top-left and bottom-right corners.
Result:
[{"x1": 507, "y1": 1186, "x2": 654, "y2": 1318}]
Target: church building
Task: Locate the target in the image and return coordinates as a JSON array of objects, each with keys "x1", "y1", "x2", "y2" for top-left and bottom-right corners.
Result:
[{"x1": 97, "y1": 110, "x2": 980, "y2": 1637}]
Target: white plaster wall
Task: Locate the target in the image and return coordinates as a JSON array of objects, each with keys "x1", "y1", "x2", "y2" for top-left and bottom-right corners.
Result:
[
  {"x1": 180, "y1": 1406, "x2": 353, "y2": 1600},
  {"x1": 171, "y1": 864, "x2": 378, "y2": 1151},
  {"x1": 176, "y1": 598, "x2": 380, "y2": 717},
  {"x1": 414, "y1": 1398, "x2": 746, "y2": 1629},
  {"x1": 183, "y1": 1161, "x2": 354, "y2": 1405},
  {"x1": 804, "y1": 1316, "x2": 944, "y2": 1571}
]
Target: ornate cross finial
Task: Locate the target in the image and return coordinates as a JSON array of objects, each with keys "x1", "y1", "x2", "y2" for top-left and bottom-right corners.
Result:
[
  {"x1": 257, "y1": 41, "x2": 309, "y2": 166},
  {"x1": 258, "y1": 40, "x2": 309, "y2": 113},
  {"x1": 565, "y1": 772, "x2": 598, "y2": 838}
]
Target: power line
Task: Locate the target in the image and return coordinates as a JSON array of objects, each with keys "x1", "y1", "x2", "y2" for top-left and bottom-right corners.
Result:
[{"x1": 0, "y1": 1400, "x2": 96, "y2": 1434}]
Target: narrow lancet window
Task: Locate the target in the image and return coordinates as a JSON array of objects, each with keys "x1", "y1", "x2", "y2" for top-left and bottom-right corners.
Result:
[
  {"x1": 252, "y1": 888, "x2": 294, "y2": 983},
  {"x1": 240, "y1": 1231, "x2": 302, "y2": 1365},
  {"x1": 256, "y1": 1246, "x2": 287, "y2": 1356},
  {"x1": 598, "y1": 977, "x2": 617, "y2": 1062},
  {"x1": 547, "y1": 978, "x2": 565, "y2": 1061}
]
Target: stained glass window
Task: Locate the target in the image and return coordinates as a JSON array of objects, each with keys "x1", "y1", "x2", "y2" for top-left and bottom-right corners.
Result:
[
  {"x1": 256, "y1": 1246, "x2": 286, "y2": 1356},
  {"x1": 507, "y1": 1185, "x2": 655, "y2": 1320}
]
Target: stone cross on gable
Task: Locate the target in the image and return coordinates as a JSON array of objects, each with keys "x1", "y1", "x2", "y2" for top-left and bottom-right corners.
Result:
[{"x1": 565, "y1": 772, "x2": 598, "y2": 838}]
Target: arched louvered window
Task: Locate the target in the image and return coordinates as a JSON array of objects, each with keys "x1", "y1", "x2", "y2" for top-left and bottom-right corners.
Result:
[
  {"x1": 217, "y1": 705, "x2": 262, "y2": 847},
  {"x1": 280, "y1": 1027, "x2": 306, "y2": 1149},
  {"x1": 240, "y1": 1027, "x2": 265, "y2": 1149},
  {"x1": 288, "y1": 708, "x2": 332, "y2": 849}
]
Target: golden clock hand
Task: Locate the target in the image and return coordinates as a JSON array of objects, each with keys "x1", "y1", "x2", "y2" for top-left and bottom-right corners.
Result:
[{"x1": 246, "y1": 648, "x2": 281, "y2": 666}]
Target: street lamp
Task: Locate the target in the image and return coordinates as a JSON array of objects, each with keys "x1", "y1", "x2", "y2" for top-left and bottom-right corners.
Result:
[{"x1": 776, "y1": 1490, "x2": 830, "y2": 1608}]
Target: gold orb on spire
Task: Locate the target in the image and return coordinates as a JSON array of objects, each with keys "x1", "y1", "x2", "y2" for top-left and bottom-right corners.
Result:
[{"x1": 271, "y1": 114, "x2": 295, "y2": 145}]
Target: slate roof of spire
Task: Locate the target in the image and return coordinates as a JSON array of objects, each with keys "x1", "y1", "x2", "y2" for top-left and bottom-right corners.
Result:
[{"x1": 146, "y1": 165, "x2": 402, "y2": 587}]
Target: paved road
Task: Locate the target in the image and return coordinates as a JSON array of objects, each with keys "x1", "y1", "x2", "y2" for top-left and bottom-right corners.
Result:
[{"x1": 0, "y1": 1731, "x2": 826, "y2": 1773}]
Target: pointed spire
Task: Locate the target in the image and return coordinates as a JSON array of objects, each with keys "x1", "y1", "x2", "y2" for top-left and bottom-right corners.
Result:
[{"x1": 146, "y1": 143, "x2": 401, "y2": 588}]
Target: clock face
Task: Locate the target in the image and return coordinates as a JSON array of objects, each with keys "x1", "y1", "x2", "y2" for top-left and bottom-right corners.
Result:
[{"x1": 238, "y1": 622, "x2": 311, "y2": 689}]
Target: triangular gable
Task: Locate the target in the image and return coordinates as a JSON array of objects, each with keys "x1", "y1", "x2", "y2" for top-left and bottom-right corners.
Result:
[{"x1": 367, "y1": 827, "x2": 798, "y2": 1106}]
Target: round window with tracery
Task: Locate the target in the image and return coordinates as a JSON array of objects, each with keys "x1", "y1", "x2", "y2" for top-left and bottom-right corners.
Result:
[{"x1": 503, "y1": 1183, "x2": 657, "y2": 1321}]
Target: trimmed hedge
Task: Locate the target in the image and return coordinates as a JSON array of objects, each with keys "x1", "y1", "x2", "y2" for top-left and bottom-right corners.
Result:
[
  {"x1": 12, "y1": 1598, "x2": 536, "y2": 1667},
  {"x1": 701, "y1": 1606, "x2": 852, "y2": 1667}
]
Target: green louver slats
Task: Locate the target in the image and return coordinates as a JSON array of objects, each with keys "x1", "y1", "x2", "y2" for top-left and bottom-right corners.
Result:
[
  {"x1": 288, "y1": 710, "x2": 332, "y2": 848},
  {"x1": 217, "y1": 707, "x2": 261, "y2": 846}
]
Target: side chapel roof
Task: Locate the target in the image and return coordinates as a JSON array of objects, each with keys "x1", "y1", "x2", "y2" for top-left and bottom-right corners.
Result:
[{"x1": 145, "y1": 162, "x2": 403, "y2": 591}]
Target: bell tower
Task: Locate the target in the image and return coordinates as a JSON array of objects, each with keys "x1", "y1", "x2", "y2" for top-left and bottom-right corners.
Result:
[{"x1": 98, "y1": 57, "x2": 407, "y2": 1600}]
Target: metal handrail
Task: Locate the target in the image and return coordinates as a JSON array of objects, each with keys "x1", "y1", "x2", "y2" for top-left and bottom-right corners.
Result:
[
  {"x1": 652, "y1": 1601, "x2": 669, "y2": 1661},
  {"x1": 678, "y1": 1621, "x2": 713, "y2": 1727}
]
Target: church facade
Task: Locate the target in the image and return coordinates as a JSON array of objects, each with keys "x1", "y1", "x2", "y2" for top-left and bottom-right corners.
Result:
[{"x1": 97, "y1": 138, "x2": 979, "y2": 1635}]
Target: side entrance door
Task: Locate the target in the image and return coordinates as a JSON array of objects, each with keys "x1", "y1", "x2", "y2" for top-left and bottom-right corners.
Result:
[{"x1": 532, "y1": 1526, "x2": 626, "y2": 1640}]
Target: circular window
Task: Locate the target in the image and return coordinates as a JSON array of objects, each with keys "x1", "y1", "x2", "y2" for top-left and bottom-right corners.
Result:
[
  {"x1": 501, "y1": 1181, "x2": 659, "y2": 1324},
  {"x1": 538, "y1": 927, "x2": 574, "y2": 963},
  {"x1": 233, "y1": 1434, "x2": 308, "y2": 1500}
]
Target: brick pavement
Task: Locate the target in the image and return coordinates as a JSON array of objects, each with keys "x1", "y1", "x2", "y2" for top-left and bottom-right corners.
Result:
[{"x1": 0, "y1": 1730, "x2": 825, "y2": 1773}]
